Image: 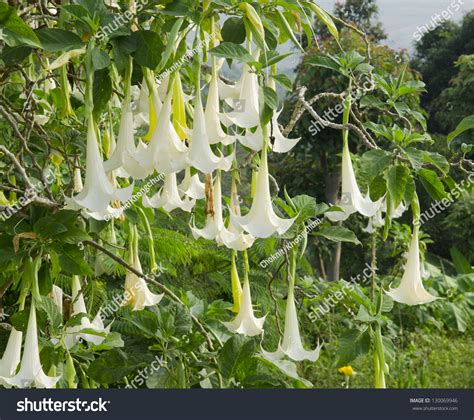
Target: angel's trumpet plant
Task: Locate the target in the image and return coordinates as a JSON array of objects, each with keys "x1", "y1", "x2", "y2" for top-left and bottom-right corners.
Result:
[
  {"x1": 223, "y1": 251, "x2": 265, "y2": 336},
  {"x1": 122, "y1": 226, "x2": 163, "y2": 311},
  {"x1": 141, "y1": 87, "x2": 188, "y2": 174},
  {"x1": 386, "y1": 227, "x2": 438, "y2": 305},
  {"x1": 220, "y1": 176, "x2": 255, "y2": 251},
  {"x1": 143, "y1": 172, "x2": 195, "y2": 212},
  {"x1": 262, "y1": 254, "x2": 322, "y2": 362},
  {"x1": 66, "y1": 46, "x2": 133, "y2": 220},
  {"x1": 65, "y1": 276, "x2": 111, "y2": 348},
  {"x1": 172, "y1": 72, "x2": 189, "y2": 140},
  {"x1": 191, "y1": 172, "x2": 234, "y2": 243},
  {"x1": 220, "y1": 58, "x2": 260, "y2": 129},
  {"x1": 66, "y1": 118, "x2": 133, "y2": 219},
  {"x1": 230, "y1": 251, "x2": 243, "y2": 313},
  {"x1": 0, "y1": 328, "x2": 23, "y2": 378},
  {"x1": 0, "y1": 301, "x2": 60, "y2": 388},
  {"x1": 178, "y1": 167, "x2": 205, "y2": 200},
  {"x1": 236, "y1": 109, "x2": 300, "y2": 153},
  {"x1": 187, "y1": 88, "x2": 234, "y2": 174},
  {"x1": 326, "y1": 138, "x2": 382, "y2": 222},
  {"x1": 231, "y1": 132, "x2": 295, "y2": 238},
  {"x1": 204, "y1": 61, "x2": 237, "y2": 145}
]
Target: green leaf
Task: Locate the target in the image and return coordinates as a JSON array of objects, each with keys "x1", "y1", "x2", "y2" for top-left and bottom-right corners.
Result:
[
  {"x1": 262, "y1": 86, "x2": 279, "y2": 110},
  {"x1": 418, "y1": 169, "x2": 446, "y2": 201},
  {"x1": 274, "y1": 9, "x2": 304, "y2": 52},
  {"x1": 303, "y1": 2, "x2": 339, "y2": 41},
  {"x1": 447, "y1": 115, "x2": 474, "y2": 146},
  {"x1": 259, "y1": 50, "x2": 293, "y2": 69},
  {"x1": 271, "y1": 74, "x2": 293, "y2": 91},
  {"x1": 317, "y1": 226, "x2": 361, "y2": 245},
  {"x1": 218, "y1": 335, "x2": 256, "y2": 380},
  {"x1": 36, "y1": 297, "x2": 62, "y2": 332},
  {"x1": 0, "y1": 45, "x2": 32, "y2": 67},
  {"x1": 0, "y1": 4, "x2": 42, "y2": 48},
  {"x1": 33, "y1": 216, "x2": 68, "y2": 238},
  {"x1": 93, "y1": 68, "x2": 112, "y2": 119},
  {"x1": 91, "y1": 48, "x2": 110, "y2": 71},
  {"x1": 131, "y1": 30, "x2": 164, "y2": 69},
  {"x1": 221, "y1": 17, "x2": 246, "y2": 44},
  {"x1": 57, "y1": 244, "x2": 93, "y2": 276},
  {"x1": 36, "y1": 28, "x2": 83, "y2": 52},
  {"x1": 386, "y1": 165, "x2": 410, "y2": 210},
  {"x1": 450, "y1": 247, "x2": 473, "y2": 275},
  {"x1": 88, "y1": 349, "x2": 145, "y2": 384},
  {"x1": 306, "y1": 54, "x2": 341, "y2": 73},
  {"x1": 210, "y1": 42, "x2": 253, "y2": 63},
  {"x1": 335, "y1": 328, "x2": 371, "y2": 367},
  {"x1": 361, "y1": 149, "x2": 392, "y2": 181}
]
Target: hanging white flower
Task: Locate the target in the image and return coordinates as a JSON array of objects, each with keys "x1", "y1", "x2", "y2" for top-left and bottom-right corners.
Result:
[
  {"x1": 139, "y1": 90, "x2": 188, "y2": 174},
  {"x1": 386, "y1": 228, "x2": 438, "y2": 305},
  {"x1": 178, "y1": 167, "x2": 205, "y2": 200},
  {"x1": 187, "y1": 92, "x2": 234, "y2": 174},
  {"x1": 0, "y1": 301, "x2": 61, "y2": 388},
  {"x1": 231, "y1": 145, "x2": 295, "y2": 238},
  {"x1": 64, "y1": 276, "x2": 111, "y2": 348},
  {"x1": 326, "y1": 140, "x2": 382, "y2": 222},
  {"x1": 103, "y1": 99, "x2": 151, "y2": 180},
  {"x1": 223, "y1": 273, "x2": 265, "y2": 336},
  {"x1": 0, "y1": 328, "x2": 23, "y2": 378},
  {"x1": 220, "y1": 61, "x2": 260, "y2": 129},
  {"x1": 65, "y1": 118, "x2": 133, "y2": 220},
  {"x1": 122, "y1": 242, "x2": 163, "y2": 311},
  {"x1": 236, "y1": 109, "x2": 300, "y2": 153},
  {"x1": 262, "y1": 283, "x2": 322, "y2": 362},
  {"x1": 190, "y1": 174, "x2": 234, "y2": 242},
  {"x1": 362, "y1": 201, "x2": 407, "y2": 233},
  {"x1": 143, "y1": 172, "x2": 195, "y2": 212},
  {"x1": 204, "y1": 68, "x2": 237, "y2": 145}
]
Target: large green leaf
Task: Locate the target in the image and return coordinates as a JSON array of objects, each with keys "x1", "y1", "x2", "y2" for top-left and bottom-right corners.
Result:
[
  {"x1": 218, "y1": 335, "x2": 256, "y2": 380},
  {"x1": 36, "y1": 28, "x2": 83, "y2": 52},
  {"x1": 317, "y1": 226, "x2": 361, "y2": 245},
  {"x1": 0, "y1": 4, "x2": 42, "y2": 48},
  {"x1": 335, "y1": 328, "x2": 371, "y2": 367},
  {"x1": 210, "y1": 42, "x2": 253, "y2": 63},
  {"x1": 131, "y1": 30, "x2": 164, "y2": 69},
  {"x1": 447, "y1": 115, "x2": 474, "y2": 146},
  {"x1": 221, "y1": 17, "x2": 246, "y2": 44},
  {"x1": 418, "y1": 169, "x2": 446, "y2": 201},
  {"x1": 386, "y1": 165, "x2": 410, "y2": 210}
]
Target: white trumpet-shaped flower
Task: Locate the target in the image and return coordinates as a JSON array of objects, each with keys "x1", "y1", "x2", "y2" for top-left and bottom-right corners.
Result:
[
  {"x1": 0, "y1": 301, "x2": 60, "y2": 388},
  {"x1": 178, "y1": 167, "x2": 205, "y2": 200},
  {"x1": 386, "y1": 228, "x2": 438, "y2": 305},
  {"x1": 362, "y1": 201, "x2": 407, "y2": 233},
  {"x1": 65, "y1": 118, "x2": 133, "y2": 219},
  {"x1": 220, "y1": 64, "x2": 260, "y2": 129},
  {"x1": 326, "y1": 140, "x2": 382, "y2": 222},
  {"x1": 103, "y1": 99, "x2": 151, "y2": 180},
  {"x1": 231, "y1": 145, "x2": 295, "y2": 238},
  {"x1": 187, "y1": 93, "x2": 234, "y2": 174},
  {"x1": 262, "y1": 283, "x2": 322, "y2": 362},
  {"x1": 0, "y1": 328, "x2": 23, "y2": 378},
  {"x1": 140, "y1": 91, "x2": 188, "y2": 174},
  {"x1": 65, "y1": 276, "x2": 111, "y2": 348},
  {"x1": 236, "y1": 109, "x2": 300, "y2": 153},
  {"x1": 122, "y1": 253, "x2": 164, "y2": 311},
  {"x1": 205, "y1": 69, "x2": 237, "y2": 145},
  {"x1": 223, "y1": 272, "x2": 265, "y2": 336},
  {"x1": 190, "y1": 174, "x2": 234, "y2": 243},
  {"x1": 143, "y1": 172, "x2": 195, "y2": 212},
  {"x1": 219, "y1": 179, "x2": 255, "y2": 251}
]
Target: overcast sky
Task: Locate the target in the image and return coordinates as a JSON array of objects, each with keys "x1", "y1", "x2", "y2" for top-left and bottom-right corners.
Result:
[{"x1": 317, "y1": 0, "x2": 474, "y2": 51}]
